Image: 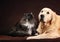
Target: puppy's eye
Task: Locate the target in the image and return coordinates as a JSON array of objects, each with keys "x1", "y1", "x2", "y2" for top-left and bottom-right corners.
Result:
[
  {"x1": 47, "y1": 12, "x2": 49, "y2": 14},
  {"x1": 41, "y1": 11, "x2": 43, "y2": 13}
]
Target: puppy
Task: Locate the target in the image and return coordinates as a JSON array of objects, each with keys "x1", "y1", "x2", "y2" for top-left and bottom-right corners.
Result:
[
  {"x1": 27, "y1": 7, "x2": 60, "y2": 40},
  {"x1": 8, "y1": 12, "x2": 37, "y2": 36}
]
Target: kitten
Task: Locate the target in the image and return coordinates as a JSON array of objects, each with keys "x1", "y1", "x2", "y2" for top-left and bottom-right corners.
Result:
[{"x1": 8, "y1": 13, "x2": 37, "y2": 36}]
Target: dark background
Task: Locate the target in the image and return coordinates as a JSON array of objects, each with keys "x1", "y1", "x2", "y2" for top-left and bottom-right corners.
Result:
[{"x1": 0, "y1": 0, "x2": 60, "y2": 34}]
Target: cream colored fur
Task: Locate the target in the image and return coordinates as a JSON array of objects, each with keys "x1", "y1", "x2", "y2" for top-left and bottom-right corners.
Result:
[{"x1": 27, "y1": 7, "x2": 60, "y2": 40}]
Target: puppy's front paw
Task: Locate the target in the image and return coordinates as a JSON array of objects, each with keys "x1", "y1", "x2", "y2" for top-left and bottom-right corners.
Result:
[
  {"x1": 26, "y1": 36, "x2": 38, "y2": 40},
  {"x1": 35, "y1": 33, "x2": 39, "y2": 35},
  {"x1": 26, "y1": 37, "x2": 32, "y2": 40}
]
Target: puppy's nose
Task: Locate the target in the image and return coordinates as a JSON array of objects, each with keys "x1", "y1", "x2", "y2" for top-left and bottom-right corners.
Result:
[{"x1": 40, "y1": 15, "x2": 44, "y2": 20}]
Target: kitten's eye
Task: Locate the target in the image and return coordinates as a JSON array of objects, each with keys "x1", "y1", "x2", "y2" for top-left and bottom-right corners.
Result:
[
  {"x1": 24, "y1": 19, "x2": 26, "y2": 21},
  {"x1": 47, "y1": 12, "x2": 49, "y2": 14},
  {"x1": 41, "y1": 11, "x2": 43, "y2": 13}
]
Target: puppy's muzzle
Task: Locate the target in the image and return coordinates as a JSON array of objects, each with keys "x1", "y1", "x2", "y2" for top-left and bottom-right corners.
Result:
[{"x1": 40, "y1": 15, "x2": 44, "y2": 21}]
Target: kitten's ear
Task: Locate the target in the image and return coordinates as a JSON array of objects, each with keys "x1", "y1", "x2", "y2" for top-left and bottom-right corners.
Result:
[
  {"x1": 31, "y1": 12, "x2": 35, "y2": 18},
  {"x1": 31, "y1": 12, "x2": 33, "y2": 14},
  {"x1": 24, "y1": 13, "x2": 26, "y2": 15}
]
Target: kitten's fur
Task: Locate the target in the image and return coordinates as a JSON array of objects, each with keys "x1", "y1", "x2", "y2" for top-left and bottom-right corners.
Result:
[{"x1": 8, "y1": 13, "x2": 37, "y2": 36}]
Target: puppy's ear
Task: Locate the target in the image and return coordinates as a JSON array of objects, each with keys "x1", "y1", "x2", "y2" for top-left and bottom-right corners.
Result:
[
  {"x1": 37, "y1": 22, "x2": 43, "y2": 34},
  {"x1": 51, "y1": 11, "x2": 57, "y2": 24},
  {"x1": 38, "y1": 14, "x2": 40, "y2": 21}
]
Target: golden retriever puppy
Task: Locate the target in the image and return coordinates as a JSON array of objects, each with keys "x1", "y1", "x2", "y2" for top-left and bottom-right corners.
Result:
[{"x1": 27, "y1": 7, "x2": 60, "y2": 40}]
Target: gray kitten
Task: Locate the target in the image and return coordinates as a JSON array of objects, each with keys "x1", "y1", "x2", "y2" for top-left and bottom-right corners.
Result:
[{"x1": 8, "y1": 13, "x2": 37, "y2": 36}]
